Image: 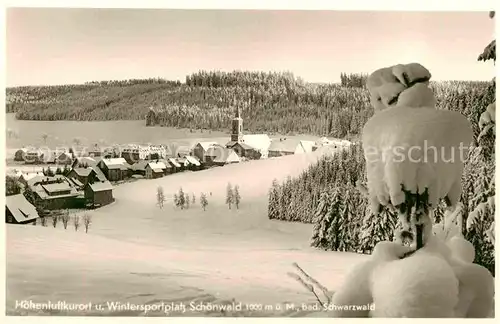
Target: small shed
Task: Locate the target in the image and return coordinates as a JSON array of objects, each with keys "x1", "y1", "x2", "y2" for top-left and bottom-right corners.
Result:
[
  {"x1": 84, "y1": 181, "x2": 114, "y2": 208},
  {"x1": 5, "y1": 194, "x2": 40, "y2": 224}
]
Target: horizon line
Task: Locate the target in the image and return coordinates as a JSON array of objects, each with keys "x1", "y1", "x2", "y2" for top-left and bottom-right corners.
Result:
[{"x1": 6, "y1": 75, "x2": 493, "y2": 88}]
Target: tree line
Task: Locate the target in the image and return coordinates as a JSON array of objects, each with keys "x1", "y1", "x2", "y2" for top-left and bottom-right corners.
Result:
[
  {"x1": 8, "y1": 70, "x2": 490, "y2": 139},
  {"x1": 267, "y1": 82, "x2": 495, "y2": 275}
]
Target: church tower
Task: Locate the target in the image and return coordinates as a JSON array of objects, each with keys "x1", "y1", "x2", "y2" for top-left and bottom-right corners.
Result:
[{"x1": 231, "y1": 105, "x2": 243, "y2": 143}]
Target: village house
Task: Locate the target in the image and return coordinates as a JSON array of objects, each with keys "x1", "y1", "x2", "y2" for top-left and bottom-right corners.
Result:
[
  {"x1": 213, "y1": 148, "x2": 241, "y2": 166},
  {"x1": 145, "y1": 161, "x2": 169, "y2": 179},
  {"x1": 88, "y1": 144, "x2": 102, "y2": 158},
  {"x1": 204, "y1": 144, "x2": 228, "y2": 165},
  {"x1": 175, "y1": 157, "x2": 191, "y2": 171},
  {"x1": 157, "y1": 159, "x2": 173, "y2": 174},
  {"x1": 131, "y1": 160, "x2": 149, "y2": 176},
  {"x1": 192, "y1": 142, "x2": 219, "y2": 163},
  {"x1": 84, "y1": 181, "x2": 114, "y2": 208},
  {"x1": 300, "y1": 140, "x2": 316, "y2": 153},
  {"x1": 185, "y1": 155, "x2": 202, "y2": 170},
  {"x1": 24, "y1": 149, "x2": 44, "y2": 164},
  {"x1": 224, "y1": 106, "x2": 271, "y2": 159},
  {"x1": 67, "y1": 166, "x2": 101, "y2": 186},
  {"x1": 96, "y1": 158, "x2": 131, "y2": 182},
  {"x1": 56, "y1": 152, "x2": 73, "y2": 165},
  {"x1": 5, "y1": 194, "x2": 40, "y2": 225},
  {"x1": 32, "y1": 180, "x2": 83, "y2": 210},
  {"x1": 72, "y1": 156, "x2": 98, "y2": 168},
  {"x1": 166, "y1": 157, "x2": 181, "y2": 173},
  {"x1": 229, "y1": 142, "x2": 262, "y2": 160},
  {"x1": 268, "y1": 139, "x2": 316, "y2": 158},
  {"x1": 17, "y1": 172, "x2": 44, "y2": 186},
  {"x1": 121, "y1": 144, "x2": 170, "y2": 164}
]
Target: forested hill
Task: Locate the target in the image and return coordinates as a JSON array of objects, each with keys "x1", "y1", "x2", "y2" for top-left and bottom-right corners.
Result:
[{"x1": 6, "y1": 70, "x2": 492, "y2": 138}]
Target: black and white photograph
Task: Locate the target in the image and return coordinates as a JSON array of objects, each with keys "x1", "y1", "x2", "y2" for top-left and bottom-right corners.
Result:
[{"x1": 3, "y1": 1, "x2": 497, "y2": 318}]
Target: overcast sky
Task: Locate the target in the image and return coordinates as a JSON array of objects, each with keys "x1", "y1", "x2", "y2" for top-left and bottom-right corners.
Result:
[{"x1": 6, "y1": 8, "x2": 495, "y2": 86}]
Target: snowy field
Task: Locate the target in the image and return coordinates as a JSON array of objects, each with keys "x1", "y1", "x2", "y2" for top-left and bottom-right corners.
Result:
[{"x1": 6, "y1": 146, "x2": 367, "y2": 317}]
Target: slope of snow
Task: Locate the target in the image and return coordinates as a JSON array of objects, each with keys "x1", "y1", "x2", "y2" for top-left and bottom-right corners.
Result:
[{"x1": 6, "y1": 147, "x2": 366, "y2": 316}]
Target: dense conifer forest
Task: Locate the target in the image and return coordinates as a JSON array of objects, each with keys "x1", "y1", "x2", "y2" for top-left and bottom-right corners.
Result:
[{"x1": 6, "y1": 71, "x2": 491, "y2": 139}]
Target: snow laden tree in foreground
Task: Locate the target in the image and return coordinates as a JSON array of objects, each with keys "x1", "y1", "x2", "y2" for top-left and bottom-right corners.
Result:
[
  {"x1": 362, "y1": 63, "x2": 473, "y2": 251},
  {"x1": 328, "y1": 63, "x2": 494, "y2": 318}
]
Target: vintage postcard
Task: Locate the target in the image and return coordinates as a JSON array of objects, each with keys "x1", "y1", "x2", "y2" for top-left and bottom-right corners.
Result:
[{"x1": 3, "y1": 1, "x2": 496, "y2": 319}]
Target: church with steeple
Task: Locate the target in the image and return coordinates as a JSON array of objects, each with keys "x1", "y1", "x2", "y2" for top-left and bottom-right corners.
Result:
[
  {"x1": 231, "y1": 106, "x2": 243, "y2": 143},
  {"x1": 225, "y1": 104, "x2": 272, "y2": 159}
]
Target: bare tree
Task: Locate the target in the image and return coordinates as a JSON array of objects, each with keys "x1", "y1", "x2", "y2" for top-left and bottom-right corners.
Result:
[
  {"x1": 186, "y1": 195, "x2": 190, "y2": 209},
  {"x1": 51, "y1": 215, "x2": 59, "y2": 228},
  {"x1": 192, "y1": 193, "x2": 196, "y2": 205},
  {"x1": 41, "y1": 133, "x2": 48, "y2": 144},
  {"x1": 156, "y1": 186, "x2": 166, "y2": 209},
  {"x1": 82, "y1": 213, "x2": 92, "y2": 233},
  {"x1": 200, "y1": 193, "x2": 208, "y2": 211},
  {"x1": 73, "y1": 215, "x2": 80, "y2": 231},
  {"x1": 61, "y1": 209, "x2": 70, "y2": 229},
  {"x1": 40, "y1": 216, "x2": 48, "y2": 227}
]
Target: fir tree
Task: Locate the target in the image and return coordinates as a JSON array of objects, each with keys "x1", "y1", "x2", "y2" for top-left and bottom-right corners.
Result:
[
  {"x1": 23, "y1": 186, "x2": 37, "y2": 206},
  {"x1": 200, "y1": 193, "x2": 208, "y2": 211},
  {"x1": 358, "y1": 205, "x2": 397, "y2": 254},
  {"x1": 173, "y1": 193, "x2": 179, "y2": 207},
  {"x1": 6, "y1": 176, "x2": 21, "y2": 196},
  {"x1": 268, "y1": 179, "x2": 280, "y2": 219},
  {"x1": 233, "y1": 185, "x2": 241, "y2": 209},
  {"x1": 156, "y1": 186, "x2": 166, "y2": 209},
  {"x1": 177, "y1": 188, "x2": 186, "y2": 209},
  {"x1": 311, "y1": 189, "x2": 343, "y2": 250},
  {"x1": 226, "y1": 182, "x2": 234, "y2": 210}
]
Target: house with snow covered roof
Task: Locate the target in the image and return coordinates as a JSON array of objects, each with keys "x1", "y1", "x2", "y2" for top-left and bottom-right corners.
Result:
[
  {"x1": 192, "y1": 141, "x2": 219, "y2": 162},
  {"x1": 84, "y1": 180, "x2": 114, "y2": 208},
  {"x1": 96, "y1": 158, "x2": 131, "y2": 182},
  {"x1": 5, "y1": 194, "x2": 40, "y2": 224},
  {"x1": 268, "y1": 139, "x2": 315, "y2": 157},
  {"x1": 67, "y1": 166, "x2": 105, "y2": 186},
  {"x1": 145, "y1": 161, "x2": 169, "y2": 179},
  {"x1": 32, "y1": 179, "x2": 83, "y2": 210},
  {"x1": 213, "y1": 148, "x2": 241, "y2": 166}
]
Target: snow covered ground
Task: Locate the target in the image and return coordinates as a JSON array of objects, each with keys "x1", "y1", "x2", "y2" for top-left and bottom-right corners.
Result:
[{"x1": 6, "y1": 146, "x2": 368, "y2": 317}]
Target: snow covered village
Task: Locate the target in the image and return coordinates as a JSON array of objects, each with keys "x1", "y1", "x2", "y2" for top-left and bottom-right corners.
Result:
[{"x1": 4, "y1": 8, "x2": 496, "y2": 318}]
